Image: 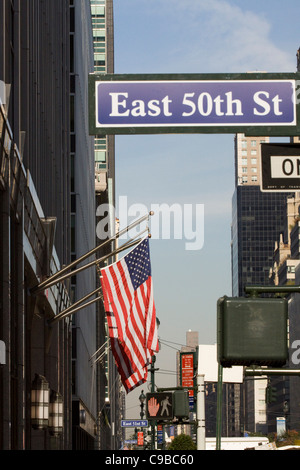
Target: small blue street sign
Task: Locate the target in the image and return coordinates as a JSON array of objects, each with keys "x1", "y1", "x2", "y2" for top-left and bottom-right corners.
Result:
[
  {"x1": 121, "y1": 419, "x2": 148, "y2": 427},
  {"x1": 157, "y1": 427, "x2": 163, "y2": 445}
]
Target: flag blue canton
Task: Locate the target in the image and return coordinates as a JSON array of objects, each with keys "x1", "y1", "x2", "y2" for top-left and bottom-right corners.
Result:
[{"x1": 126, "y1": 238, "x2": 151, "y2": 290}]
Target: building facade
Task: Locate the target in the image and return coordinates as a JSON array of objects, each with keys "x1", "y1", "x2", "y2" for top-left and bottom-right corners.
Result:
[
  {"x1": 269, "y1": 192, "x2": 300, "y2": 433},
  {"x1": 70, "y1": 0, "x2": 97, "y2": 449},
  {"x1": 231, "y1": 133, "x2": 290, "y2": 435},
  {"x1": 90, "y1": 0, "x2": 122, "y2": 450},
  {"x1": 0, "y1": 0, "x2": 72, "y2": 449},
  {"x1": 0, "y1": 0, "x2": 104, "y2": 449}
]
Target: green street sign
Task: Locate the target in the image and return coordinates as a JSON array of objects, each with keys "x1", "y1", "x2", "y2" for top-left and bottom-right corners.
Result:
[{"x1": 89, "y1": 72, "x2": 300, "y2": 136}]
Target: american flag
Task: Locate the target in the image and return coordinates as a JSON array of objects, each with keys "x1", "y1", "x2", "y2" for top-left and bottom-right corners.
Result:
[{"x1": 100, "y1": 237, "x2": 159, "y2": 392}]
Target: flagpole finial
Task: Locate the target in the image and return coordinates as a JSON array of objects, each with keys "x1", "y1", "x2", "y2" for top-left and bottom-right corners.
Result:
[
  {"x1": 149, "y1": 211, "x2": 154, "y2": 216},
  {"x1": 148, "y1": 233, "x2": 152, "y2": 238}
]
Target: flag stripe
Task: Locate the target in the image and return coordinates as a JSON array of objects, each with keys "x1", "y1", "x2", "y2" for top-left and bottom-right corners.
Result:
[
  {"x1": 108, "y1": 316, "x2": 147, "y2": 392},
  {"x1": 106, "y1": 313, "x2": 143, "y2": 392},
  {"x1": 108, "y1": 270, "x2": 147, "y2": 368},
  {"x1": 100, "y1": 237, "x2": 158, "y2": 393}
]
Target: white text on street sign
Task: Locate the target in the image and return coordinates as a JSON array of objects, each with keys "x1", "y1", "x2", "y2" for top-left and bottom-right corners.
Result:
[
  {"x1": 89, "y1": 73, "x2": 300, "y2": 135},
  {"x1": 121, "y1": 419, "x2": 148, "y2": 427}
]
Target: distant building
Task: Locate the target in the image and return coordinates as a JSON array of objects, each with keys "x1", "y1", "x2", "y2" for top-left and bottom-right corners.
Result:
[
  {"x1": 269, "y1": 192, "x2": 300, "y2": 433},
  {"x1": 231, "y1": 134, "x2": 290, "y2": 435},
  {"x1": 186, "y1": 330, "x2": 199, "y2": 349}
]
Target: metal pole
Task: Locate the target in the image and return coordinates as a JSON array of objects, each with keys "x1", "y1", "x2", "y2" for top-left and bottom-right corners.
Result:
[
  {"x1": 48, "y1": 286, "x2": 103, "y2": 325},
  {"x1": 48, "y1": 294, "x2": 103, "y2": 323},
  {"x1": 245, "y1": 368, "x2": 300, "y2": 377},
  {"x1": 31, "y1": 212, "x2": 153, "y2": 292},
  {"x1": 32, "y1": 237, "x2": 143, "y2": 294},
  {"x1": 245, "y1": 285, "x2": 300, "y2": 296},
  {"x1": 150, "y1": 356, "x2": 156, "y2": 450},
  {"x1": 216, "y1": 363, "x2": 223, "y2": 451},
  {"x1": 196, "y1": 374, "x2": 205, "y2": 450}
]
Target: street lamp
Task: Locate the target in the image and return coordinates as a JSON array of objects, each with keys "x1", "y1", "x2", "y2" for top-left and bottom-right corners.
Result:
[
  {"x1": 49, "y1": 391, "x2": 63, "y2": 436},
  {"x1": 139, "y1": 390, "x2": 146, "y2": 420},
  {"x1": 138, "y1": 390, "x2": 146, "y2": 449},
  {"x1": 31, "y1": 374, "x2": 50, "y2": 430}
]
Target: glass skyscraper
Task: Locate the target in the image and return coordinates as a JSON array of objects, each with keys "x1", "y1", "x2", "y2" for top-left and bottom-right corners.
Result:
[
  {"x1": 232, "y1": 185, "x2": 288, "y2": 297},
  {"x1": 232, "y1": 134, "x2": 289, "y2": 297},
  {"x1": 231, "y1": 133, "x2": 290, "y2": 435}
]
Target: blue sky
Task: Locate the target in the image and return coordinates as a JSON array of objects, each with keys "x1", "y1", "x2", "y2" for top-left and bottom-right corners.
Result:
[{"x1": 111, "y1": 0, "x2": 300, "y2": 415}]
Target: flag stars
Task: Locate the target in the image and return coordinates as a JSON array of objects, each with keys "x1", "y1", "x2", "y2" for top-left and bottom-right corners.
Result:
[{"x1": 126, "y1": 239, "x2": 151, "y2": 290}]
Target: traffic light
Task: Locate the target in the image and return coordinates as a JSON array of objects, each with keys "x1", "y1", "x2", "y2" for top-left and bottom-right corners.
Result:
[
  {"x1": 173, "y1": 390, "x2": 189, "y2": 420},
  {"x1": 146, "y1": 392, "x2": 174, "y2": 420},
  {"x1": 266, "y1": 384, "x2": 277, "y2": 404},
  {"x1": 146, "y1": 391, "x2": 190, "y2": 421},
  {"x1": 217, "y1": 296, "x2": 288, "y2": 367}
]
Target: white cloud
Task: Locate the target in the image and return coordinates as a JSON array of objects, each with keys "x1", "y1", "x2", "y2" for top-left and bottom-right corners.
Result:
[{"x1": 136, "y1": 0, "x2": 295, "y2": 73}]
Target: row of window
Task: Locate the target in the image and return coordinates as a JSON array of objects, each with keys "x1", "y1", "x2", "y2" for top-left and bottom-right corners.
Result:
[
  {"x1": 242, "y1": 167, "x2": 258, "y2": 173},
  {"x1": 241, "y1": 150, "x2": 258, "y2": 156},
  {"x1": 242, "y1": 158, "x2": 257, "y2": 165},
  {"x1": 241, "y1": 176, "x2": 258, "y2": 182},
  {"x1": 241, "y1": 139, "x2": 267, "y2": 148},
  {"x1": 92, "y1": 18, "x2": 105, "y2": 25}
]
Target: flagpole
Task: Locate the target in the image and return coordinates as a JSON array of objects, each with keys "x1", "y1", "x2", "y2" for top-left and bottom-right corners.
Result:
[
  {"x1": 31, "y1": 212, "x2": 153, "y2": 293},
  {"x1": 49, "y1": 294, "x2": 103, "y2": 324},
  {"x1": 92, "y1": 346, "x2": 110, "y2": 366},
  {"x1": 47, "y1": 235, "x2": 148, "y2": 324},
  {"x1": 33, "y1": 236, "x2": 143, "y2": 295},
  {"x1": 48, "y1": 286, "x2": 103, "y2": 325},
  {"x1": 89, "y1": 339, "x2": 109, "y2": 361}
]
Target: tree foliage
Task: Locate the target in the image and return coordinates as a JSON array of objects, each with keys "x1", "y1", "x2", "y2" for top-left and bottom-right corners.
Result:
[
  {"x1": 268, "y1": 430, "x2": 300, "y2": 447},
  {"x1": 167, "y1": 434, "x2": 197, "y2": 450}
]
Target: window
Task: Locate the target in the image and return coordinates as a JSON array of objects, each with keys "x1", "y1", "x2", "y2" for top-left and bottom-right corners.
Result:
[
  {"x1": 287, "y1": 265, "x2": 296, "y2": 273},
  {"x1": 91, "y1": 5, "x2": 105, "y2": 15},
  {"x1": 95, "y1": 150, "x2": 106, "y2": 162}
]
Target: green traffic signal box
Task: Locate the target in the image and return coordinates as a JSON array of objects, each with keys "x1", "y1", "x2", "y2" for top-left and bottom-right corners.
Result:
[{"x1": 217, "y1": 296, "x2": 288, "y2": 367}]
